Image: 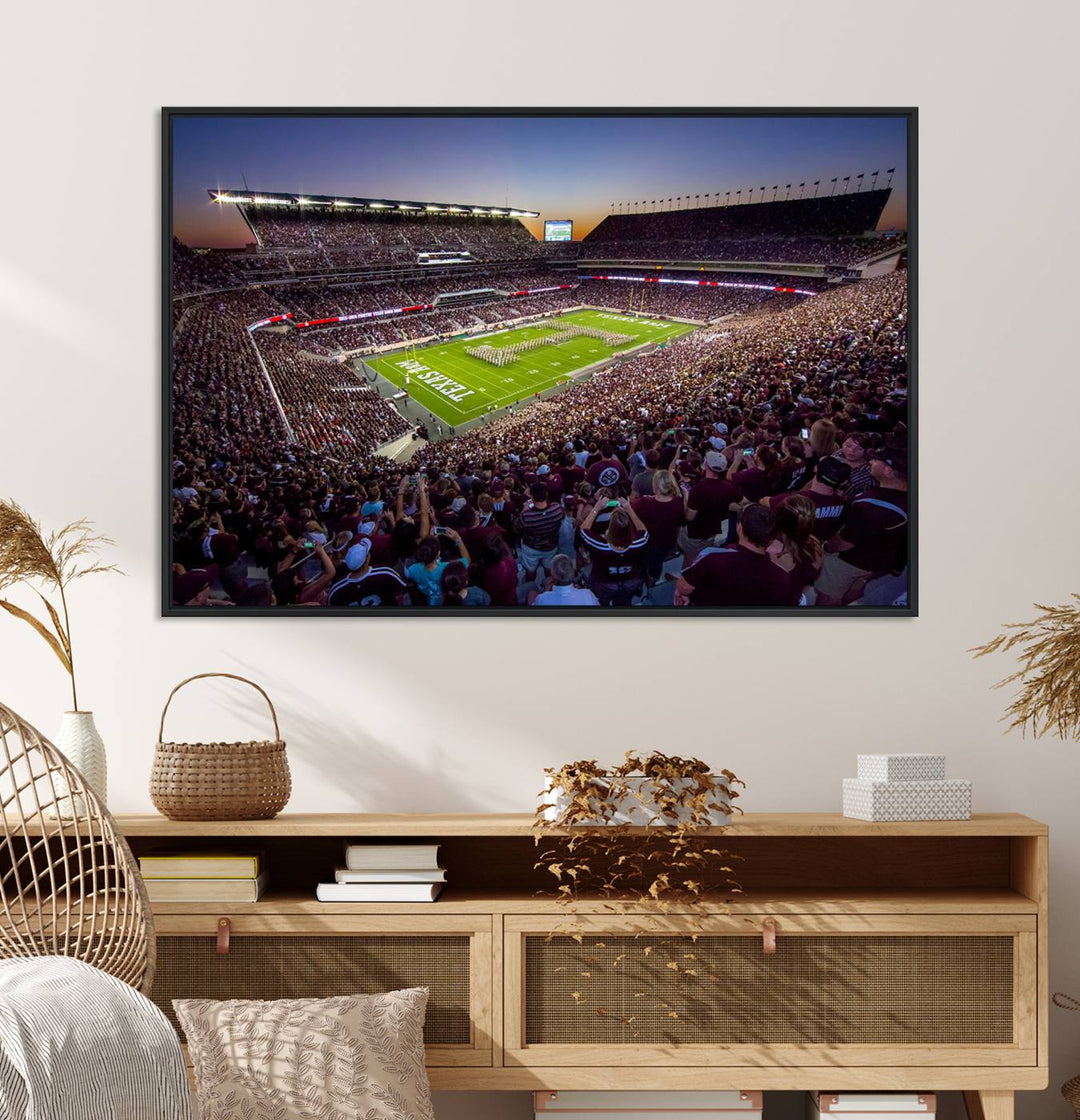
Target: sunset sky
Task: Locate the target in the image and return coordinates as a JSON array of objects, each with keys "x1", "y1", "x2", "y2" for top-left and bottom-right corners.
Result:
[{"x1": 171, "y1": 113, "x2": 909, "y2": 247}]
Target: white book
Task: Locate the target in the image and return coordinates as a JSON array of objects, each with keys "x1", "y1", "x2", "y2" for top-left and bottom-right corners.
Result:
[
  {"x1": 344, "y1": 843, "x2": 441, "y2": 870},
  {"x1": 316, "y1": 882, "x2": 444, "y2": 903},
  {"x1": 335, "y1": 867, "x2": 446, "y2": 884}
]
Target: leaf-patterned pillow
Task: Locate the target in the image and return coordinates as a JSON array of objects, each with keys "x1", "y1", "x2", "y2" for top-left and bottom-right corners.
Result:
[{"x1": 174, "y1": 987, "x2": 434, "y2": 1120}]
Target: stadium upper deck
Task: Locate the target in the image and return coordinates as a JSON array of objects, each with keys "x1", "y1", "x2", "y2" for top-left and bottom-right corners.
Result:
[
  {"x1": 581, "y1": 189, "x2": 902, "y2": 267},
  {"x1": 209, "y1": 189, "x2": 546, "y2": 263},
  {"x1": 193, "y1": 185, "x2": 903, "y2": 281}
]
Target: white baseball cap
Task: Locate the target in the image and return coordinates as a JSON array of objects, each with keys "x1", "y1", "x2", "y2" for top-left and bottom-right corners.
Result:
[{"x1": 344, "y1": 540, "x2": 372, "y2": 570}]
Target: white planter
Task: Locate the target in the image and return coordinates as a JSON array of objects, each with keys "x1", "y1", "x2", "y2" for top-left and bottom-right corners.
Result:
[
  {"x1": 542, "y1": 775, "x2": 732, "y2": 827},
  {"x1": 53, "y1": 710, "x2": 107, "y2": 817}
]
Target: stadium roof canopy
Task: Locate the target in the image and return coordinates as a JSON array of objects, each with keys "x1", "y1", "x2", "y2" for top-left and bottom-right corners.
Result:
[{"x1": 208, "y1": 189, "x2": 539, "y2": 218}]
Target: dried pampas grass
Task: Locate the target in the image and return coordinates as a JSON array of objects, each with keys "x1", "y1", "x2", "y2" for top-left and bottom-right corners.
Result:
[
  {"x1": 971, "y1": 594, "x2": 1080, "y2": 739},
  {"x1": 0, "y1": 499, "x2": 118, "y2": 710}
]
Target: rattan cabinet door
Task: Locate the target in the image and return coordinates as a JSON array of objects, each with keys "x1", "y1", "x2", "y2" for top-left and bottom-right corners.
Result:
[
  {"x1": 153, "y1": 914, "x2": 492, "y2": 1067},
  {"x1": 504, "y1": 913, "x2": 1036, "y2": 1068}
]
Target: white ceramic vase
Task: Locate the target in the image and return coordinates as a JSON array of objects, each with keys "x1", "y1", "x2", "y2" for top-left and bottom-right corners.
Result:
[{"x1": 54, "y1": 710, "x2": 107, "y2": 814}]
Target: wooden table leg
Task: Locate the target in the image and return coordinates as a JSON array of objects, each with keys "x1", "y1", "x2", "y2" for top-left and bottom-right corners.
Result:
[{"x1": 965, "y1": 1090, "x2": 1015, "y2": 1120}]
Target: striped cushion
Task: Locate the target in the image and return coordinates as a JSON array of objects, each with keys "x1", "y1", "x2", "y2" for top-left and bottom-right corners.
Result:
[{"x1": 0, "y1": 956, "x2": 191, "y2": 1119}]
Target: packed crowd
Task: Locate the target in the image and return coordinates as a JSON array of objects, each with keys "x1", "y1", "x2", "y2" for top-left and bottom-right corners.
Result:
[
  {"x1": 172, "y1": 306, "x2": 289, "y2": 478},
  {"x1": 246, "y1": 211, "x2": 546, "y2": 263},
  {"x1": 252, "y1": 333, "x2": 411, "y2": 458},
  {"x1": 572, "y1": 278, "x2": 815, "y2": 321},
  {"x1": 171, "y1": 239, "x2": 240, "y2": 296},
  {"x1": 581, "y1": 192, "x2": 902, "y2": 266},
  {"x1": 581, "y1": 233, "x2": 903, "y2": 266},
  {"x1": 170, "y1": 270, "x2": 909, "y2": 610}
]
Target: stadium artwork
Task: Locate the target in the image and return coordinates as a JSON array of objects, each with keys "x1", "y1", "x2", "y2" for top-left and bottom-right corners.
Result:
[{"x1": 163, "y1": 108, "x2": 915, "y2": 616}]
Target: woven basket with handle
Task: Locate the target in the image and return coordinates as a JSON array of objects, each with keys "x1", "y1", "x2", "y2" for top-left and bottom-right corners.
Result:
[{"x1": 150, "y1": 673, "x2": 291, "y2": 821}]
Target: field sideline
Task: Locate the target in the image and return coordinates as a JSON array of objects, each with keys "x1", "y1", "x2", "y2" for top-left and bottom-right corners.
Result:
[{"x1": 362, "y1": 308, "x2": 694, "y2": 427}]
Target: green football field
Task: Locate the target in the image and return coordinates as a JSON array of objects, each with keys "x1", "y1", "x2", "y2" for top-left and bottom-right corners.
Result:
[{"x1": 364, "y1": 308, "x2": 694, "y2": 426}]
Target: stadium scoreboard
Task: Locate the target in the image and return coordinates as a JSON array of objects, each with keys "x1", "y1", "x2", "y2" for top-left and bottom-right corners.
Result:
[{"x1": 544, "y1": 219, "x2": 573, "y2": 242}]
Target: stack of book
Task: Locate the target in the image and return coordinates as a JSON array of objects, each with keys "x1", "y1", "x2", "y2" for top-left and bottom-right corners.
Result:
[
  {"x1": 316, "y1": 843, "x2": 445, "y2": 903},
  {"x1": 139, "y1": 851, "x2": 269, "y2": 902}
]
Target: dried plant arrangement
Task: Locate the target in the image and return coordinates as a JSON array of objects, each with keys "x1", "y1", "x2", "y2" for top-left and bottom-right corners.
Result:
[
  {"x1": 971, "y1": 594, "x2": 1080, "y2": 738},
  {"x1": 535, "y1": 751, "x2": 744, "y2": 907},
  {"x1": 0, "y1": 499, "x2": 118, "y2": 710},
  {"x1": 533, "y1": 752, "x2": 745, "y2": 1034}
]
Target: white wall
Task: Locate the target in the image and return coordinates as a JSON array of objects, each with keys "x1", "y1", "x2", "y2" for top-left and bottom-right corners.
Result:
[{"x1": 2, "y1": 2, "x2": 1078, "y2": 1118}]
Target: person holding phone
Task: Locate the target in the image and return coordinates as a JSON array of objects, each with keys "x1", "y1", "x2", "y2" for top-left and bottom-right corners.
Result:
[
  {"x1": 405, "y1": 527, "x2": 471, "y2": 607},
  {"x1": 729, "y1": 445, "x2": 785, "y2": 503},
  {"x1": 271, "y1": 539, "x2": 335, "y2": 606},
  {"x1": 578, "y1": 496, "x2": 649, "y2": 607}
]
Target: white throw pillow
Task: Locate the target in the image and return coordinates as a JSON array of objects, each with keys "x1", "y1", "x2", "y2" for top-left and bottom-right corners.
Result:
[{"x1": 174, "y1": 987, "x2": 434, "y2": 1120}]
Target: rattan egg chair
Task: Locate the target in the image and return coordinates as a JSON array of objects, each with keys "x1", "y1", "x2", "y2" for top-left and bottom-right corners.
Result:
[{"x1": 0, "y1": 701, "x2": 154, "y2": 995}]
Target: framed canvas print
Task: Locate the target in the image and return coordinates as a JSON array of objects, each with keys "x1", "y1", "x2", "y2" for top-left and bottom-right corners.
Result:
[{"x1": 163, "y1": 108, "x2": 915, "y2": 616}]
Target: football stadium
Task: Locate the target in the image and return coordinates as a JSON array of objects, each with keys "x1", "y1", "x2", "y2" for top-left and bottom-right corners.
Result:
[{"x1": 170, "y1": 126, "x2": 909, "y2": 613}]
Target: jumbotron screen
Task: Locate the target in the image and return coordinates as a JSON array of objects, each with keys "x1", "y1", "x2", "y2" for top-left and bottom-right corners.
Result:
[{"x1": 544, "y1": 219, "x2": 573, "y2": 242}]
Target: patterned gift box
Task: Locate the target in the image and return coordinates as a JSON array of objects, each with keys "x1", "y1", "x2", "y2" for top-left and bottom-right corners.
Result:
[
  {"x1": 856, "y1": 754, "x2": 946, "y2": 782},
  {"x1": 842, "y1": 778, "x2": 972, "y2": 822}
]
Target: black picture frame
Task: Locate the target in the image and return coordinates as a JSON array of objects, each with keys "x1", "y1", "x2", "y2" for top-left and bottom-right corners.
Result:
[{"x1": 163, "y1": 107, "x2": 916, "y2": 618}]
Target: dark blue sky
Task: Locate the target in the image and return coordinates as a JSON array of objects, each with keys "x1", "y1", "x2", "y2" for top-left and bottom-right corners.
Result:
[{"x1": 172, "y1": 114, "x2": 908, "y2": 247}]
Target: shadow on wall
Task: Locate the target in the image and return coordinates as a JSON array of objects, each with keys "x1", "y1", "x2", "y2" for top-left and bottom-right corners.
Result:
[{"x1": 220, "y1": 663, "x2": 501, "y2": 812}]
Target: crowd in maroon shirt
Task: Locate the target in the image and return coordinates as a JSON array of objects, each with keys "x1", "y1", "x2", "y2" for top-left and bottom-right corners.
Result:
[{"x1": 170, "y1": 268, "x2": 909, "y2": 610}]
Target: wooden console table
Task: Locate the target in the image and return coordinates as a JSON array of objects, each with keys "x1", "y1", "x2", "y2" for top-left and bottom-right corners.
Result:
[{"x1": 109, "y1": 812, "x2": 1047, "y2": 1118}]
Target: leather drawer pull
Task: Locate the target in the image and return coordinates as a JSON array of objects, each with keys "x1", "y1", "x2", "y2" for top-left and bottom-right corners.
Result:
[
  {"x1": 217, "y1": 917, "x2": 231, "y2": 955},
  {"x1": 762, "y1": 917, "x2": 777, "y2": 955}
]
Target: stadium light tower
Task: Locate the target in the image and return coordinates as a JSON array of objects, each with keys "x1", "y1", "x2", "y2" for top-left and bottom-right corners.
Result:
[
  {"x1": 871, "y1": 170, "x2": 880, "y2": 190},
  {"x1": 785, "y1": 184, "x2": 791, "y2": 200},
  {"x1": 842, "y1": 176, "x2": 851, "y2": 194},
  {"x1": 799, "y1": 182, "x2": 805, "y2": 198},
  {"x1": 771, "y1": 185, "x2": 778, "y2": 201},
  {"x1": 725, "y1": 191, "x2": 730, "y2": 206},
  {"x1": 830, "y1": 177, "x2": 838, "y2": 196},
  {"x1": 886, "y1": 167, "x2": 896, "y2": 187}
]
